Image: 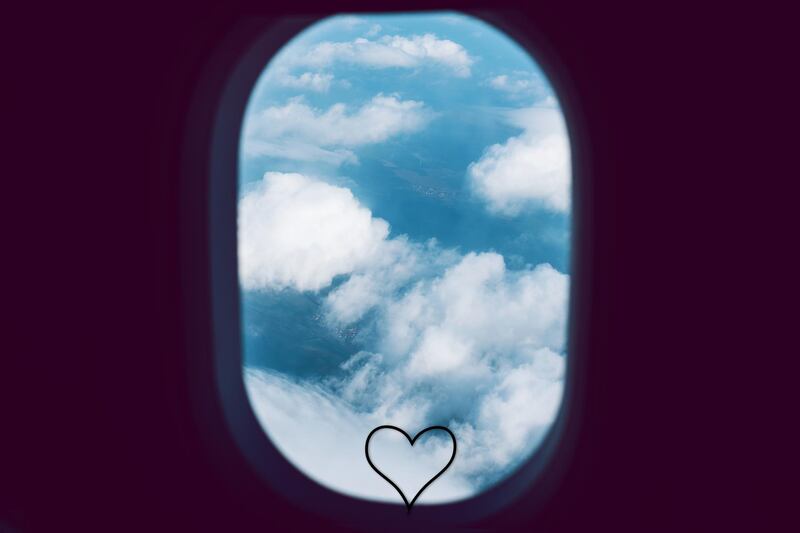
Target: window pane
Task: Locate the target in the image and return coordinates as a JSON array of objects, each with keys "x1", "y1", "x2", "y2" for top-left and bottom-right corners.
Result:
[{"x1": 238, "y1": 12, "x2": 571, "y2": 504}]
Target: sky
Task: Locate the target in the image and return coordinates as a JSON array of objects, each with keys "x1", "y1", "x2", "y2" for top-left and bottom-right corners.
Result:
[{"x1": 237, "y1": 12, "x2": 571, "y2": 505}]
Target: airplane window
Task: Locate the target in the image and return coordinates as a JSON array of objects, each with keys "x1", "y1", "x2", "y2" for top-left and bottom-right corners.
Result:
[{"x1": 237, "y1": 12, "x2": 572, "y2": 505}]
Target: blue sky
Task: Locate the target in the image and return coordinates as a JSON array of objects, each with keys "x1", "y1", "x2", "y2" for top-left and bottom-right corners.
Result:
[{"x1": 237, "y1": 12, "x2": 571, "y2": 504}]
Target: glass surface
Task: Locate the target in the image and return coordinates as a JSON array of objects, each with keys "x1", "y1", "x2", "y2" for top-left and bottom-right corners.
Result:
[{"x1": 238, "y1": 12, "x2": 571, "y2": 504}]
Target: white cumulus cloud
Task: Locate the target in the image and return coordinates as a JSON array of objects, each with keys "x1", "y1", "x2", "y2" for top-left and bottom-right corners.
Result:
[
  {"x1": 381, "y1": 254, "x2": 569, "y2": 379},
  {"x1": 243, "y1": 94, "x2": 433, "y2": 165},
  {"x1": 468, "y1": 106, "x2": 571, "y2": 215},
  {"x1": 301, "y1": 34, "x2": 474, "y2": 77},
  {"x1": 238, "y1": 172, "x2": 390, "y2": 292}
]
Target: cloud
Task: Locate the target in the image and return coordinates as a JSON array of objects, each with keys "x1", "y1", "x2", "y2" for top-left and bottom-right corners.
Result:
[
  {"x1": 277, "y1": 71, "x2": 334, "y2": 92},
  {"x1": 245, "y1": 341, "x2": 564, "y2": 501},
  {"x1": 324, "y1": 238, "x2": 460, "y2": 326},
  {"x1": 238, "y1": 172, "x2": 389, "y2": 292},
  {"x1": 380, "y1": 254, "x2": 569, "y2": 378},
  {"x1": 300, "y1": 34, "x2": 474, "y2": 77},
  {"x1": 323, "y1": 237, "x2": 420, "y2": 324},
  {"x1": 323, "y1": 253, "x2": 568, "y2": 482},
  {"x1": 469, "y1": 350, "x2": 564, "y2": 466},
  {"x1": 243, "y1": 94, "x2": 433, "y2": 165},
  {"x1": 488, "y1": 71, "x2": 552, "y2": 101},
  {"x1": 490, "y1": 74, "x2": 530, "y2": 93},
  {"x1": 239, "y1": 174, "x2": 569, "y2": 499},
  {"x1": 239, "y1": 173, "x2": 454, "y2": 295},
  {"x1": 468, "y1": 106, "x2": 571, "y2": 215},
  {"x1": 245, "y1": 369, "x2": 474, "y2": 503}
]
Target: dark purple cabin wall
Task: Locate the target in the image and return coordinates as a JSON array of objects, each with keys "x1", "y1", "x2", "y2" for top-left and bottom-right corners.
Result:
[{"x1": 3, "y1": 1, "x2": 798, "y2": 531}]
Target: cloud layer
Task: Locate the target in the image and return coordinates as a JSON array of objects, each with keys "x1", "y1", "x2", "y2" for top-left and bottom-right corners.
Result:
[
  {"x1": 468, "y1": 106, "x2": 571, "y2": 215},
  {"x1": 246, "y1": 369, "x2": 474, "y2": 503},
  {"x1": 301, "y1": 34, "x2": 474, "y2": 77},
  {"x1": 240, "y1": 172, "x2": 568, "y2": 500},
  {"x1": 243, "y1": 95, "x2": 432, "y2": 165}
]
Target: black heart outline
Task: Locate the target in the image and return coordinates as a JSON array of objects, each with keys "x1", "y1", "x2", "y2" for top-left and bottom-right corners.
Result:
[{"x1": 364, "y1": 425, "x2": 457, "y2": 513}]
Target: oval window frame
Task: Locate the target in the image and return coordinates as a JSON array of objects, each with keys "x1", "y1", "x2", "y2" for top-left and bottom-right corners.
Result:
[{"x1": 182, "y1": 10, "x2": 591, "y2": 527}]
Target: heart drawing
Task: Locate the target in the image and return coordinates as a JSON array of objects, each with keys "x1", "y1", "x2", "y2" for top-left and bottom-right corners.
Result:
[{"x1": 364, "y1": 425, "x2": 457, "y2": 512}]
